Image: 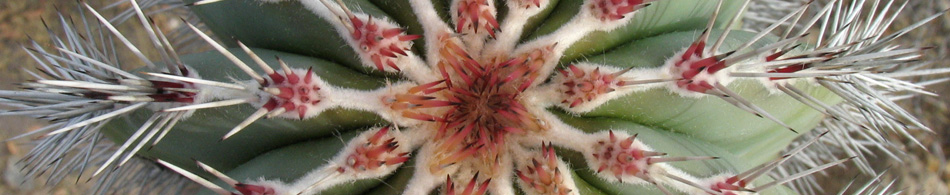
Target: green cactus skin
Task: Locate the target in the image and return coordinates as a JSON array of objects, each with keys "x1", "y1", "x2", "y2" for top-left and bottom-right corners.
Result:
[{"x1": 2, "y1": 0, "x2": 941, "y2": 194}]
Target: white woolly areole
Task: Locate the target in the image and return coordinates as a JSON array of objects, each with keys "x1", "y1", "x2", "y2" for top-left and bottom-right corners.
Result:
[
  {"x1": 299, "y1": 0, "x2": 434, "y2": 82},
  {"x1": 578, "y1": 0, "x2": 641, "y2": 31},
  {"x1": 257, "y1": 126, "x2": 411, "y2": 194},
  {"x1": 551, "y1": 63, "x2": 667, "y2": 114},
  {"x1": 145, "y1": 65, "x2": 241, "y2": 119},
  {"x1": 660, "y1": 48, "x2": 738, "y2": 98},
  {"x1": 510, "y1": 145, "x2": 580, "y2": 195},
  {"x1": 449, "y1": 0, "x2": 498, "y2": 52},
  {"x1": 579, "y1": 130, "x2": 708, "y2": 194},
  {"x1": 242, "y1": 68, "x2": 334, "y2": 120},
  {"x1": 482, "y1": 0, "x2": 551, "y2": 55},
  {"x1": 513, "y1": 0, "x2": 649, "y2": 86},
  {"x1": 696, "y1": 173, "x2": 758, "y2": 195},
  {"x1": 733, "y1": 55, "x2": 819, "y2": 95}
]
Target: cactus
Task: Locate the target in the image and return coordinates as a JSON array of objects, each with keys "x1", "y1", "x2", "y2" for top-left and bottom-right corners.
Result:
[{"x1": 1, "y1": 0, "x2": 946, "y2": 194}]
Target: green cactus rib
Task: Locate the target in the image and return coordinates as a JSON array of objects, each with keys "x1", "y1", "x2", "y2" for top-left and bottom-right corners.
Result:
[
  {"x1": 553, "y1": 111, "x2": 795, "y2": 195},
  {"x1": 580, "y1": 30, "x2": 843, "y2": 165},
  {"x1": 219, "y1": 131, "x2": 383, "y2": 194},
  {"x1": 102, "y1": 48, "x2": 387, "y2": 178},
  {"x1": 184, "y1": 0, "x2": 743, "y2": 72},
  {"x1": 528, "y1": 0, "x2": 746, "y2": 63},
  {"x1": 185, "y1": 0, "x2": 390, "y2": 74},
  {"x1": 190, "y1": 111, "x2": 796, "y2": 195}
]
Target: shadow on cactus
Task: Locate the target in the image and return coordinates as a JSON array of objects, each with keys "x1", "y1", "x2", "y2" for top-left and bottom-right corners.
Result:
[{"x1": 2, "y1": 0, "x2": 947, "y2": 194}]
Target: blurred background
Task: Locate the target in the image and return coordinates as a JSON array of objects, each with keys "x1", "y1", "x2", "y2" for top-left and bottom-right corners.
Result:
[{"x1": 0, "y1": 0, "x2": 948, "y2": 194}]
